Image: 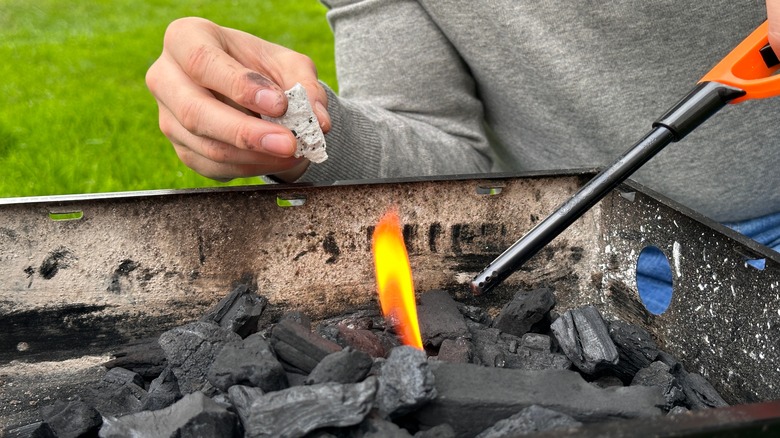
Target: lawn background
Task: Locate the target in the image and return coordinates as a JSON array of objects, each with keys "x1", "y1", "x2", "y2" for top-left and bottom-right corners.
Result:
[{"x1": 0, "y1": 0, "x2": 336, "y2": 198}]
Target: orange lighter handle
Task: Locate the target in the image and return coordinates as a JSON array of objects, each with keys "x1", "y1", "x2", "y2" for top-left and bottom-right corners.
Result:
[{"x1": 700, "y1": 21, "x2": 780, "y2": 103}]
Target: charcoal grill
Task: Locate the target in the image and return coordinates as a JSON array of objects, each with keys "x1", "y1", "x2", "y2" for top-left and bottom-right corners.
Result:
[{"x1": 1, "y1": 171, "x2": 779, "y2": 432}]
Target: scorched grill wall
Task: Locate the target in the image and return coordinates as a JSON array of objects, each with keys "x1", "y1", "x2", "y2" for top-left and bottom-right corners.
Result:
[{"x1": 1, "y1": 172, "x2": 779, "y2": 428}]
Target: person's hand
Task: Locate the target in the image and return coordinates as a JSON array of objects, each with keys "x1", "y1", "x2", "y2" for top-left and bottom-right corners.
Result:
[
  {"x1": 768, "y1": 0, "x2": 780, "y2": 57},
  {"x1": 145, "y1": 17, "x2": 331, "y2": 182}
]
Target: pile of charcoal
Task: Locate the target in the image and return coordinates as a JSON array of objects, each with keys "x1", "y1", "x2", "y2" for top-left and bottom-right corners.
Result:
[{"x1": 25, "y1": 282, "x2": 728, "y2": 438}]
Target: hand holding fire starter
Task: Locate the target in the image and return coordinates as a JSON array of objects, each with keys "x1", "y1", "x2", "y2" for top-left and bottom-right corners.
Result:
[{"x1": 261, "y1": 83, "x2": 328, "y2": 164}]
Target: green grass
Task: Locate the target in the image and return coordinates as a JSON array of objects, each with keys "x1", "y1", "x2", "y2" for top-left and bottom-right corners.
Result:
[{"x1": 0, "y1": 0, "x2": 336, "y2": 198}]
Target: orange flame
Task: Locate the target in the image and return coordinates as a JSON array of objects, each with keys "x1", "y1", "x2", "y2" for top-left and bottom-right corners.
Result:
[{"x1": 372, "y1": 208, "x2": 423, "y2": 350}]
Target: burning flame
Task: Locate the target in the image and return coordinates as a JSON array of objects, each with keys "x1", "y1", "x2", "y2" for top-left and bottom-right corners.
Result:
[{"x1": 372, "y1": 208, "x2": 423, "y2": 350}]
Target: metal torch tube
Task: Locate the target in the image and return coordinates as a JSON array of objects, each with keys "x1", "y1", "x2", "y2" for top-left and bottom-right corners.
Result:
[{"x1": 470, "y1": 81, "x2": 746, "y2": 296}]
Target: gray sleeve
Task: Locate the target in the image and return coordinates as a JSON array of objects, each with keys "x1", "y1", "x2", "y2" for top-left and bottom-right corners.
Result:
[{"x1": 301, "y1": 0, "x2": 492, "y2": 182}]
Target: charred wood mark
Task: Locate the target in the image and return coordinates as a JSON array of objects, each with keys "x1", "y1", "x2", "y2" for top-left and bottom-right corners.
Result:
[
  {"x1": 403, "y1": 224, "x2": 418, "y2": 254},
  {"x1": 570, "y1": 246, "x2": 584, "y2": 263},
  {"x1": 0, "y1": 226, "x2": 18, "y2": 239},
  {"x1": 197, "y1": 234, "x2": 206, "y2": 265},
  {"x1": 323, "y1": 232, "x2": 340, "y2": 264},
  {"x1": 108, "y1": 259, "x2": 139, "y2": 294},
  {"x1": 451, "y1": 223, "x2": 507, "y2": 255},
  {"x1": 0, "y1": 304, "x2": 179, "y2": 363},
  {"x1": 607, "y1": 280, "x2": 654, "y2": 327},
  {"x1": 428, "y1": 223, "x2": 442, "y2": 253},
  {"x1": 39, "y1": 247, "x2": 75, "y2": 280}
]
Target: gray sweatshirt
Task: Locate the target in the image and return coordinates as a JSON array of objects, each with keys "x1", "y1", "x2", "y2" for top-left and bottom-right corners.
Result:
[{"x1": 304, "y1": 0, "x2": 779, "y2": 222}]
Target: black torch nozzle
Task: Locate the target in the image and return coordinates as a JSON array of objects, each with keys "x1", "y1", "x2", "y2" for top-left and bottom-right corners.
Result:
[{"x1": 470, "y1": 81, "x2": 745, "y2": 296}]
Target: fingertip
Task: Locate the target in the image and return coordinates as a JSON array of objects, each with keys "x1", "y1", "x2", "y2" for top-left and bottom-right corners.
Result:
[
  {"x1": 260, "y1": 132, "x2": 297, "y2": 157},
  {"x1": 255, "y1": 88, "x2": 287, "y2": 117},
  {"x1": 314, "y1": 100, "x2": 331, "y2": 133}
]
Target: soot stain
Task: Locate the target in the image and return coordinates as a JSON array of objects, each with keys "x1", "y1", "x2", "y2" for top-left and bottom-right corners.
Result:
[
  {"x1": 39, "y1": 247, "x2": 75, "y2": 280},
  {"x1": 428, "y1": 223, "x2": 443, "y2": 253},
  {"x1": 403, "y1": 224, "x2": 418, "y2": 253},
  {"x1": 108, "y1": 259, "x2": 139, "y2": 294},
  {"x1": 323, "y1": 232, "x2": 340, "y2": 264}
]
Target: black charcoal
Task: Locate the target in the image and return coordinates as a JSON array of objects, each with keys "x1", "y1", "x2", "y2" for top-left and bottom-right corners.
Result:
[
  {"x1": 679, "y1": 371, "x2": 729, "y2": 410},
  {"x1": 414, "y1": 362, "x2": 664, "y2": 438},
  {"x1": 305, "y1": 347, "x2": 373, "y2": 385},
  {"x1": 39, "y1": 398, "x2": 102, "y2": 438},
  {"x1": 228, "y1": 385, "x2": 265, "y2": 427},
  {"x1": 657, "y1": 350, "x2": 728, "y2": 409},
  {"x1": 417, "y1": 290, "x2": 470, "y2": 348},
  {"x1": 521, "y1": 333, "x2": 552, "y2": 351},
  {"x1": 280, "y1": 311, "x2": 312, "y2": 331},
  {"x1": 474, "y1": 405, "x2": 582, "y2": 438},
  {"x1": 88, "y1": 367, "x2": 148, "y2": 417},
  {"x1": 270, "y1": 318, "x2": 342, "y2": 373},
  {"x1": 287, "y1": 372, "x2": 308, "y2": 387},
  {"x1": 377, "y1": 346, "x2": 437, "y2": 418},
  {"x1": 631, "y1": 361, "x2": 684, "y2": 409},
  {"x1": 492, "y1": 288, "x2": 555, "y2": 338},
  {"x1": 337, "y1": 324, "x2": 387, "y2": 358},
  {"x1": 590, "y1": 375, "x2": 625, "y2": 389},
  {"x1": 550, "y1": 306, "x2": 618, "y2": 374},
  {"x1": 468, "y1": 325, "x2": 506, "y2": 367},
  {"x1": 244, "y1": 377, "x2": 377, "y2": 438},
  {"x1": 608, "y1": 319, "x2": 659, "y2": 381},
  {"x1": 158, "y1": 321, "x2": 241, "y2": 395},
  {"x1": 207, "y1": 333, "x2": 288, "y2": 392},
  {"x1": 142, "y1": 366, "x2": 182, "y2": 411},
  {"x1": 104, "y1": 339, "x2": 167, "y2": 380},
  {"x1": 457, "y1": 304, "x2": 491, "y2": 325},
  {"x1": 437, "y1": 337, "x2": 473, "y2": 363},
  {"x1": 99, "y1": 392, "x2": 239, "y2": 438},
  {"x1": 201, "y1": 281, "x2": 268, "y2": 338},
  {"x1": 10, "y1": 422, "x2": 56, "y2": 438},
  {"x1": 505, "y1": 346, "x2": 571, "y2": 371},
  {"x1": 353, "y1": 414, "x2": 414, "y2": 437},
  {"x1": 414, "y1": 423, "x2": 457, "y2": 438}
]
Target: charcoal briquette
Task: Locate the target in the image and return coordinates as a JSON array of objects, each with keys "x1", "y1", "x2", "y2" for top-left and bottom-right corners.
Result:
[
  {"x1": 414, "y1": 362, "x2": 663, "y2": 438},
  {"x1": 39, "y1": 398, "x2": 102, "y2": 438},
  {"x1": 270, "y1": 318, "x2": 342, "y2": 373},
  {"x1": 207, "y1": 332, "x2": 288, "y2": 392},
  {"x1": 305, "y1": 347, "x2": 373, "y2": 385},
  {"x1": 244, "y1": 377, "x2": 377, "y2": 438},
  {"x1": 631, "y1": 361, "x2": 684, "y2": 410},
  {"x1": 492, "y1": 288, "x2": 556, "y2": 338},
  {"x1": 158, "y1": 321, "x2": 242, "y2": 395},
  {"x1": 200, "y1": 282, "x2": 268, "y2": 338},
  {"x1": 227, "y1": 384, "x2": 265, "y2": 427},
  {"x1": 437, "y1": 337, "x2": 473, "y2": 363},
  {"x1": 417, "y1": 290, "x2": 470, "y2": 348},
  {"x1": 336, "y1": 324, "x2": 387, "y2": 358},
  {"x1": 352, "y1": 414, "x2": 414, "y2": 437},
  {"x1": 87, "y1": 367, "x2": 149, "y2": 417},
  {"x1": 103, "y1": 339, "x2": 167, "y2": 380},
  {"x1": 608, "y1": 319, "x2": 659, "y2": 381},
  {"x1": 377, "y1": 346, "x2": 437, "y2": 418},
  {"x1": 99, "y1": 392, "x2": 240, "y2": 438},
  {"x1": 550, "y1": 306, "x2": 618, "y2": 375},
  {"x1": 474, "y1": 405, "x2": 582, "y2": 438},
  {"x1": 414, "y1": 423, "x2": 457, "y2": 438},
  {"x1": 142, "y1": 367, "x2": 181, "y2": 411}
]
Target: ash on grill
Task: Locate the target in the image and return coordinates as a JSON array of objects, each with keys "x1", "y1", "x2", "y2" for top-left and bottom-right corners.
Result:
[{"x1": 23, "y1": 280, "x2": 727, "y2": 438}]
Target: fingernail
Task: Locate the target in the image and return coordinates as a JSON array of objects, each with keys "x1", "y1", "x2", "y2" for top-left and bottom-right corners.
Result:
[
  {"x1": 255, "y1": 89, "x2": 285, "y2": 114},
  {"x1": 315, "y1": 100, "x2": 331, "y2": 130},
  {"x1": 260, "y1": 133, "x2": 295, "y2": 156}
]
